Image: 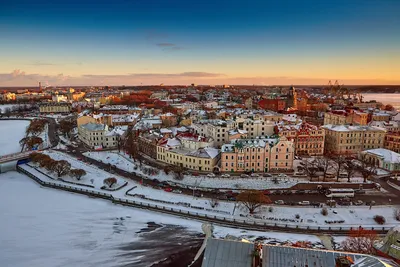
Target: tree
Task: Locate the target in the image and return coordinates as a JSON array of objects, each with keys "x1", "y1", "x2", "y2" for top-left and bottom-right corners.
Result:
[
  {"x1": 207, "y1": 111, "x2": 217, "y2": 120},
  {"x1": 172, "y1": 165, "x2": 185, "y2": 180},
  {"x1": 343, "y1": 160, "x2": 358, "y2": 182},
  {"x1": 59, "y1": 118, "x2": 75, "y2": 138},
  {"x1": 69, "y1": 169, "x2": 87, "y2": 180},
  {"x1": 341, "y1": 228, "x2": 377, "y2": 254},
  {"x1": 301, "y1": 158, "x2": 318, "y2": 181},
  {"x1": 237, "y1": 190, "x2": 272, "y2": 214},
  {"x1": 124, "y1": 128, "x2": 139, "y2": 159},
  {"x1": 104, "y1": 177, "x2": 117, "y2": 188},
  {"x1": 358, "y1": 153, "x2": 377, "y2": 183},
  {"x1": 40, "y1": 156, "x2": 55, "y2": 168},
  {"x1": 52, "y1": 160, "x2": 71, "y2": 177},
  {"x1": 314, "y1": 157, "x2": 333, "y2": 181},
  {"x1": 330, "y1": 154, "x2": 347, "y2": 182},
  {"x1": 26, "y1": 119, "x2": 47, "y2": 136},
  {"x1": 20, "y1": 136, "x2": 43, "y2": 151}
]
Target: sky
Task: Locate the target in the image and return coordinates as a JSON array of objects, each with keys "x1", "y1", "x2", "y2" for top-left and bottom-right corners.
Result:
[{"x1": 0, "y1": 0, "x2": 400, "y2": 86}]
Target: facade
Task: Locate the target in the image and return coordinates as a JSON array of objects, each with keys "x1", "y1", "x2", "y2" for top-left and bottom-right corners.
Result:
[
  {"x1": 322, "y1": 124, "x2": 386, "y2": 154},
  {"x1": 385, "y1": 132, "x2": 400, "y2": 153},
  {"x1": 324, "y1": 110, "x2": 368, "y2": 126},
  {"x1": 244, "y1": 97, "x2": 253, "y2": 109},
  {"x1": 39, "y1": 103, "x2": 72, "y2": 113},
  {"x1": 360, "y1": 148, "x2": 400, "y2": 172},
  {"x1": 192, "y1": 120, "x2": 237, "y2": 147},
  {"x1": 138, "y1": 132, "x2": 161, "y2": 159},
  {"x1": 258, "y1": 99, "x2": 286, "y2": 112},
  {"x1": 279, "y1": 123, "x2": 325, "y2": 156},
  {"x1": 156, "y1": 135, "x2": 219, "y2": 172},
  {"x1": 220, "y1": 136, "x2": 294, "y2": 173},
  {"x1": 78, "y1": 123, "x2": 119, "y2": 149},
  {"x1": 241, "y1": 119, "x2": 275, "y2": 138}
]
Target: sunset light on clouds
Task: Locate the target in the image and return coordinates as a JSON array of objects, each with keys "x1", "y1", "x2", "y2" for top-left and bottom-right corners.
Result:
[{"x1": 0, "y1": 0, "x2": 399, "y2": 86}]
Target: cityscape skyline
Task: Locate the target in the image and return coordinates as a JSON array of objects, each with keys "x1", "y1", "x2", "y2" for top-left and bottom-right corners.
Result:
[{"x1": 1, "y1": 0, "x2": 400, "y2": 86}]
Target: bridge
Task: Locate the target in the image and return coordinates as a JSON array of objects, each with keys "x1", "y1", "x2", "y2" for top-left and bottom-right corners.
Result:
[{"x1": 0, "y1": 151, "x2": 35, "y2": 164}]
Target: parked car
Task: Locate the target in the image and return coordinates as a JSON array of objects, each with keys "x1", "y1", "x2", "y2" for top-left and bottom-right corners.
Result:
[
  {"x1": 227, "y1": 196, "x2": 236, "y2": 201},
  {"x1": 240, "y1": 174, "x2": 249, "y2": 178},
  {"x1": 250, "y1": 173, "x2": 259, "y2": 177},
  {"x1": 296, "y1": 190, "x2": 306, "y2": 195},
  {"x1": 298, "y1": 201, "x2": 310, "y2": 206},
  {"x1": 354, "y1": 200, "x2": 363, "y2": 206},
  {"x1": 207, "y1": 173, "x2": 216, "y2": 178},
  {"x1": 283, "y1": 190, "x2": 292, "y2": 195},
  {"x1": 274, "y1": 200, "x2": 285, "y2": 205},
  {"x1": 152, "y1": 178, "x2": 160, "y2": 183},
  {"x1": 172, "y1": 189, "x2": 182, "y2": 194},
  {"x1": 263, "y1": 173, "x2": 272, "y2": 177},
  {"x1": 157, "y1": 183, "x2": 166, "y2": 188},
  {"x1": 263, "y1": 190, "x2": 271, "y2": 195},
  {"x1": 164, "y1": 187, "x2": 173, "y2": 192},
  {"x1": 221, "y1": 174, "x2": 230, "y2": 178}
]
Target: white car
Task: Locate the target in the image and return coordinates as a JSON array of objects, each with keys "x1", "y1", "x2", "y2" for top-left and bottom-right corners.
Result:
[
  {"x1": 207, "y1": 173, "x2": 216, "y2": 178},
  {"x1": 221, "y1": 174, "x2": 230, "y2": 178},
  {"x1": 250, "y1": 173, "x2": 259, "y2": 177},
  {"x1": 240, "y1": 174, "x2": 249, "y2": 178},
  {"x1": 172, "y1": 189, "x2": 182, "y2": 194}
]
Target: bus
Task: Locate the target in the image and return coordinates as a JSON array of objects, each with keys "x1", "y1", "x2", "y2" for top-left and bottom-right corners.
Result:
[{"x1": 325, "y1": 188, "x2": 355, "y2": 198}]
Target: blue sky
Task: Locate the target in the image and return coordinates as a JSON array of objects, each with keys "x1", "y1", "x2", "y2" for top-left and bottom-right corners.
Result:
[{"x1": 1, "y1": 0, "x2": 400, "y2": 86}]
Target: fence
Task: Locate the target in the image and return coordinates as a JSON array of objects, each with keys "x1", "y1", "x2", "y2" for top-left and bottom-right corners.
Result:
[{"x1": 16, "y1": 165, "x2": 392, "y2": 235}]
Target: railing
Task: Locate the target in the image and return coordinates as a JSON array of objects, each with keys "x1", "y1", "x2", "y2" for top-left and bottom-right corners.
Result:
[
  {"x1": 16, "y1": 164, "x2": 392, "y2": 234},
  {"x1": 0, "y1": 151, "x2": 35, "y2": 162}
]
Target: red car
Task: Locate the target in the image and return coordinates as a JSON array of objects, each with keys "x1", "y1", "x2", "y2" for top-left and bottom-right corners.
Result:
[
  {"x1": 164, "y1": 187, "x2": 173, "y2": 192},
  {"x1": 263, "y1": 190, "x2": 271, "y2": 195}
]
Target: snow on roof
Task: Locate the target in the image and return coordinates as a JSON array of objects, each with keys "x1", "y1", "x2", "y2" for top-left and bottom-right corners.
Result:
[
  {"x1": 204, "y1": 147, "x2": 220, "y2": 159},
  {"x1": 81, "y1": 123, "x2": 105, "y2": 131},
  {"x1": 160, "y1": 128, "x2": 173, "y2": 133},
  {"x1": 363, "y1": 148, "x2": 400, "y2": 164},
  {"x1": 166, "y1": 138, "x2": 181, "y2": 147},
  {"x1": 322, "y1": 124, "x2": 386, "y2": 132}
]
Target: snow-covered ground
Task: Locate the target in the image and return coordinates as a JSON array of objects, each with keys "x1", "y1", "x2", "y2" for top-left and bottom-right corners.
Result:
[
  {"x1": 0, "y1": 171, "x2": 338, "y2": 267},
  {"x1": 37, "y1": 150, "x2": 126, "y2": 189},
  {"x1": 84, "y1": 151, "x2": 305, "y2": 190},
  {"x1": 0, "y1": 120, "x2": 29, "y2": 156}
]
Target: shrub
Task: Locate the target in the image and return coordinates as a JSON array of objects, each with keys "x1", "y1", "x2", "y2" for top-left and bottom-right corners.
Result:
[
  {"x1": 295, "y1": 214, "x2": 300, "y2": 219},
  {"x1": 374, "y1": 215, "x2": 386, "y2": 225},
  {"x1": 321, "y1": 207, "x2": 328, "y2": 216},
  {"x1": 268, "y1": 207, "x2": 273, "y2": 212}
]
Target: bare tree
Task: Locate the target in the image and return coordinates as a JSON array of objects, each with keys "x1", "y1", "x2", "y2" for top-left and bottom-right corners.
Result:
[
  {"x1": 20, "y1": 136, "x2": 43, "y2": 151},
  {"x1": 69, "y1": 169, "x2": 87, "y2": 180},
  {"x1": 314, "y1": 157, "x2": 334, "y2": 181},
  {"x1": 341, "y1": 228, "x2": 377, "y2": 254},
  {"x1": 358, "y1": 153, "x2": 377, "y2": 183},
  {"x1": 343, "y1": 160, "x2": 358, "y2": 182},
  {"x1": 104, "y1": 177, "x2": 117, "y2": 188},
  {"x1": 209, "y1": 197, "x2": 219, "y2": 208},
  {"x1": 53, "y1": 160, "x2": 72, "y2": 177},
  {"x1": 237, "y1": 190, "x2": 272, "y2": 214},
  {"x1": 330, "y1": 154, "x2": 347, "y2": 181},
  {"x1": 301, "y1": 158, "x2": 318, "y2": 181}
]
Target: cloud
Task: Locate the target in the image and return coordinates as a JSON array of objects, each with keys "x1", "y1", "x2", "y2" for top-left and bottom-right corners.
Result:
[
  {"x1": 29, "y1": 61, "x2": 58, "y2": 66},
  {"x1": 156, "y1": 43, "x2": 175, "y2": 47},
  {"x1": 1, "y1": 70, "x2": 399, "y2": 86}
]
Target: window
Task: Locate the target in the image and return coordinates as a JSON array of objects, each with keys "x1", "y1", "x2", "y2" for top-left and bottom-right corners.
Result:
[
  {"x1": 275, "y1": 155, "x2": 278, "y2": 159},
  {"x1": 286, "y1": 155, "x2": 288, "y2": 159}
]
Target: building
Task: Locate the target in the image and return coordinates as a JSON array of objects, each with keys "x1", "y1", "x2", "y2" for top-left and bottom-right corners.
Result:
[
  {"x1": 220, "y1": 136, "x2": 294, "y2": 173},
  {"x1": 324, "y1": 110, "x2": 368, "y2": 126},
  {"x1": 240, "y1": 119, "x2": 274, "y2": 138},
  {"x1": 385, "y1": 132, "x2": 400, "y2": 153},
  {"x1": 156, "y1": 134, "x2": 219, "y2": 172},
  {"x1": 279, "y1": 123, "x2": 325, "y2": 156},
  {"x1": 375, "y1": 226, "x2": 400, "y2": 263},
  {"x1": 244, "y1": 97, "x2": 253, "y2": 109},
  {"x1": 138, "y1": 132, "x2": 161, "y2": 159},
  {"x1": 360, "y1": 148, "x2": 400, "y2": 172},
  {"x1": 322, "y1": 124, "x2": 386, "y2": 154},
  {"x1": 370, "y1": 121, "x2": 400, "y2": 133},
  {"x1": 39, "y1": 102, "x2": 72, "y2": 113},
  {"x1": 202, "y1": 238, "x2": 399, "y2": 267},
  {"x1": 258, "y1": 99, "x2": 286, "y2": 112},
  {"x1": 78, "y1": 122, "x2": 120, "y2": 149},
  {"x1": 192, "y1": 120, "x2": 237, "y2": 147}
]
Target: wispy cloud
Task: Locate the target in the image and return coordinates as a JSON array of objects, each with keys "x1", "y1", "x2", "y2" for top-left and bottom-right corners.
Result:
[
  {"x1": 155, "y1": 42, "x2": 184, "y2": 51},
  {"x1": 29, "y1": 61, "x2": 59, "y2": 66},
  {"x1": 156, "y1": 43, "x2": 175, "y2": 47}
]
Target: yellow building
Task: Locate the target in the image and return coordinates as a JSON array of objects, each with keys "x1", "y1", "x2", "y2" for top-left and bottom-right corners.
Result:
[
  {"x1": 39, "y1": 103, "x2": 72, "y2": 113},
  {"x1": 322, "y1": 124, "x2": 386, "y2": 154}
]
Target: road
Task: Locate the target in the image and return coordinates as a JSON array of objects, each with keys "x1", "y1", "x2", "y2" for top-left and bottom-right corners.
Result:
[{"x1": 56, "y1": 142, "x2": 400, "y2": 206}]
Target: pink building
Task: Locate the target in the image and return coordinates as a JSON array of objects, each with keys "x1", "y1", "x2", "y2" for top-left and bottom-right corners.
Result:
[{"x1": 220, "y1": 136, "x2": 294, "y2": 173}]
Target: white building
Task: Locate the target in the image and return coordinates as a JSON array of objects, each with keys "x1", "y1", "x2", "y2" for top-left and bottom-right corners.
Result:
[{"x1": 78, "y1": 123, "x2": 120, "y2": 149}]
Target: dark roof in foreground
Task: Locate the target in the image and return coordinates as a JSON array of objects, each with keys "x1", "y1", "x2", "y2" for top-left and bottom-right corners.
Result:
[
  {"x1": 263, "y1": 245, "x2": 400, "y2": 267},
  {"x1": 201, "y1": 238, "x2": 253, "y2": 267}
]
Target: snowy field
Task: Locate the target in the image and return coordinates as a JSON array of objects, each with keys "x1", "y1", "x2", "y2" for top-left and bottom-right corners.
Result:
[
  {"x1": 38, "y1": 150, "x2": 126, "y2": 189},
  {"x1": 0, "y1": 120, "x2": 29, "y2": 156},
  {"x1": 84, "y1": 151, "x2": 305, "y2": 190},
  {"x1": 0, "y1": 171, "x2": 335, "y2": 267}
]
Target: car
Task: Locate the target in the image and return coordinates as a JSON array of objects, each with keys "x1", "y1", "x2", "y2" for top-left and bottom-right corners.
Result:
[
  {"x1": 274, "y1": 200, "x2": 285, "y2": 205},
  {"x1": 207, "y1": 173, "x2": 216, "y2": 178},
  {"x1": 283, "y1": 190, "x2": 292, "y2": 195},
  {"x1": 152, "y1": 178, "x2": 160, "y2": 183},
  {"x1": 354, "y1": 200, "x2": 363, "y2": 206},
  {"x1": 298, "y1": 201, "x2": 310, "y2": 206},
  {"x1": 164, "y1": 187, "x2": 173, "y2": 192},
  {"x1": 263, "y1": 190, "x2": 271, "y2": 195},
  {"x1": 263, "y1": 173, "x2": 272, "y2": 177},
  {"x1": 274, "y1": 190, "x2": 283, "y2": 195},
  {"x1": 240, "y1": 174, "x2": 249, "y2": 178},
  {"x1": 221, "y1": 174, "x2": 230, "y2": 178},
  {"x1": 250, "y1": 173, "x2": 259, "y2": 177},
  {"x1": 172, "y1": 189, "x2": 182, "y2": 194},
  {"x1": 157, "y1": 183, "x2": 165, "y2": 188},
  {"x1": 77, "y1": 157, "x2": 83, "y2": 161},
  {"x1": 218, "y1": 195, "x2": 228, "y2": 200},
  {"x1": 227, "y1": 196, "x2": 236, "y2": 201}
]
